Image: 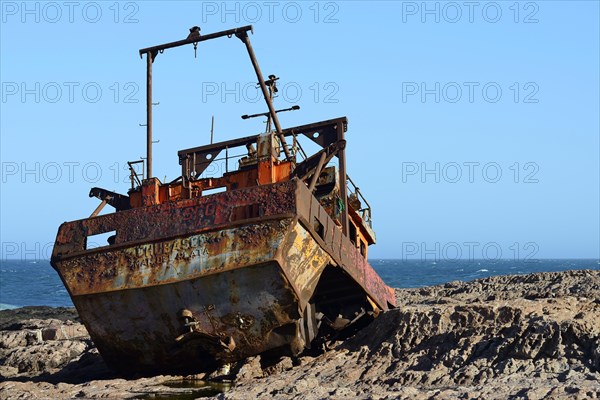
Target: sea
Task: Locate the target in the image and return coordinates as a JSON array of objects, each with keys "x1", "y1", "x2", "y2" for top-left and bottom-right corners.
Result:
[{"x1": 0, "y1": 259, "x2": 598, "y2": 310}]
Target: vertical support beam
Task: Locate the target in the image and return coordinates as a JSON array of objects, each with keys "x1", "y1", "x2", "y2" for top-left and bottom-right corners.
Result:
[
  {"x1": 146, "y1": 51, "x2": 153, "y2": 179},
  {"x1": 337, "y1": 123, "x2": 349, "y2": 235},
  {"x1": 236, "y1": 32, "x2": 292, "y2": 161}
]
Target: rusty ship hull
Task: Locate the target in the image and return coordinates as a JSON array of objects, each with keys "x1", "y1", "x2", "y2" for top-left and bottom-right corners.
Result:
[
  {"x1": 51, "y1": 25, "x2": 397, "y2": 374},
  {"x1": 51, "y1": 179, "x2": 395, "y2": 373}
]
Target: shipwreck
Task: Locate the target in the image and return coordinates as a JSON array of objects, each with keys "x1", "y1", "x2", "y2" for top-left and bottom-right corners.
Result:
[{"x1": 50, "y1": 25, "x2": 396, "y2": 374}]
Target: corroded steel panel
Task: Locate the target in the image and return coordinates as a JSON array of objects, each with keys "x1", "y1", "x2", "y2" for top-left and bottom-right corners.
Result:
[
  {"x1": 53, "y1": 213, "x2": 338, "y2": 373},
  {"x1": 294, "y1": 181, "x2": 396, "y2": 309},
  {"x1": 73, "y1": 262, "x2": 300, "y2": 374},
  {"x1": 53, "y1": 180, "x2": 296, "y2": 259},
  {"x1": 56, "y1": 220, "x2": 292, "y2": 296},
  {"x1": 276, "y1": 223, "x2": 334, "y2": 305}
]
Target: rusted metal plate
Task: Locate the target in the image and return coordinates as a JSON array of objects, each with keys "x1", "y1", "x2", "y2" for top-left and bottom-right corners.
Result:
[
  {"x1": 293, "y1": 181, "x2": 397, "y2": 309},
  {"x1": 53, "y1": 180, "x2": 297, "y2": 259},
  {"x1": 55, "y1": 219, "x2": 336, "y2": 373},
  {"x1": 54, "y1": 177, "x2": 395, "y2": 308},
  {"x1": 275, "y1": 222, "x2": 334, "y2": 305},
  {"x1": 73, "y1": 262, "x2": 300, "y2": 374},
  {"x1": 57, "y1": 220, "x2": 292, "y2": 296}
]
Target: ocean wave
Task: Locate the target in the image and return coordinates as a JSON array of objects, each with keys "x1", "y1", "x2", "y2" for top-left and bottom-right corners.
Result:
[
  {"x1": 476, "y1": 269, "x2": 489, "y2": 272},
  {"x1": 0, "y1": 303, "x2": 18, "y2": 311}
]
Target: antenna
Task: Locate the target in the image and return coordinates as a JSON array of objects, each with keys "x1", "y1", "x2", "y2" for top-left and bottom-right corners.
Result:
[{"x1": 210, "y1": 115, "x2": 214, "y2": 144}]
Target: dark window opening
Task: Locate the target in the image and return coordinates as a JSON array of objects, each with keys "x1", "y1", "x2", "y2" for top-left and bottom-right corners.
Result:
[
  {"x1": 203, "y1": 186, "x2": 227, "y2": 196},
  {"x1": 349, "y1": 223, "x2": 357, "y2": 246},
  {"x1": 313, "y1": 217, "x2": 325, "y2": 239}
]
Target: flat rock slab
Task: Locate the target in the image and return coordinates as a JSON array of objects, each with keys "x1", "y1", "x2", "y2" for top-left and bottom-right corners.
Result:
[{"x1": 0, "y1": 307, "x2": 79, "y2": 330}]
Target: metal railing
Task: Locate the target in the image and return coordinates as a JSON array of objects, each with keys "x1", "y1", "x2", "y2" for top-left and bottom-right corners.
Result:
[
  {"x1": 346, "y1": 175, "x2": 373, "y2": 228},
  {"x1": 127, "y1": 160, "x2": 145, "y2": 189}
]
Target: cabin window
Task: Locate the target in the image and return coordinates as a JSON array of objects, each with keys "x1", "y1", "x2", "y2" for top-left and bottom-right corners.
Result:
[
  {"x1": 349, "y1": 223, "x2": 357, "y2": 246},
  {"x1": 313, "y1": 217, "x2": 324, "y2": 239},
  {"x1": 86, "y1": 231, "x2": 116, "y2": 249},
  {"x1": 360, "y1": 240, "x2": 367, "y2": 257},
  {"x1": 202, "y1": 186, "x2": 227, "y2": 196}
]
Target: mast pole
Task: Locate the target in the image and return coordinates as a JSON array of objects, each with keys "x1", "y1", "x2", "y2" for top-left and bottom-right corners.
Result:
[
  {"x1": 146, "y1": 51, "x2": 153, "y2": 179},
  {"x1": 210, "y1": 115, "x2": 214, "y2": 144},
  {"x1": 337, "y1": 123, "x2": 349, "y2": 235},
  {"x1": 236, "y1": 31, "x2": 293, "y2": 161}
]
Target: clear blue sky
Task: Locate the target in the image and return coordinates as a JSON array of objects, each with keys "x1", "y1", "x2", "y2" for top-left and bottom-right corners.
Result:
[{"x1": 1, "y1": 1, "x2": 599, "y2": 260}]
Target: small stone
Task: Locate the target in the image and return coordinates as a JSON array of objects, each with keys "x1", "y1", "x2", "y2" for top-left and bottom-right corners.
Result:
[{"x1": 235, "y1": 356, "x2": 262, "y2": 382}]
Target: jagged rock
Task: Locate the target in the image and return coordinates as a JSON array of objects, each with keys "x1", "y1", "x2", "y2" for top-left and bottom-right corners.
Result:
[
  {"x1": 232, "y1": 356, "x2": 262, "y2": 382},
  {"x1": 263, "y1": 356, "x2": 293, "y2": 376},
  {"x1": 3, "y1": 339, "x2": 89, "y2": 373},
  {"x1": 222, "y1": 270, "x2": 600, "y2": 399},
  {"x1": 0, "y1": 307, "x2": 79, "y2": 330},
  {"x1": 0, "y1": 365, "x2": 18, "y2": 378},
  {"x1": 207, "y1": 363, "x2": 235, "y2": 381}
]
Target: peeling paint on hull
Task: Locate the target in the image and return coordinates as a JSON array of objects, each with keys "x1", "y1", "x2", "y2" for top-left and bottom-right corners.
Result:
[{"x1": 73, "y1": 262, "x2": 300, "y2": 373}]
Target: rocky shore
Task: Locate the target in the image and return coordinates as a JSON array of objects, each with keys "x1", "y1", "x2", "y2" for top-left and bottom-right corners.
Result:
[{"x1": 1, "y1": 269, "x2": 599, "y2": 399}]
